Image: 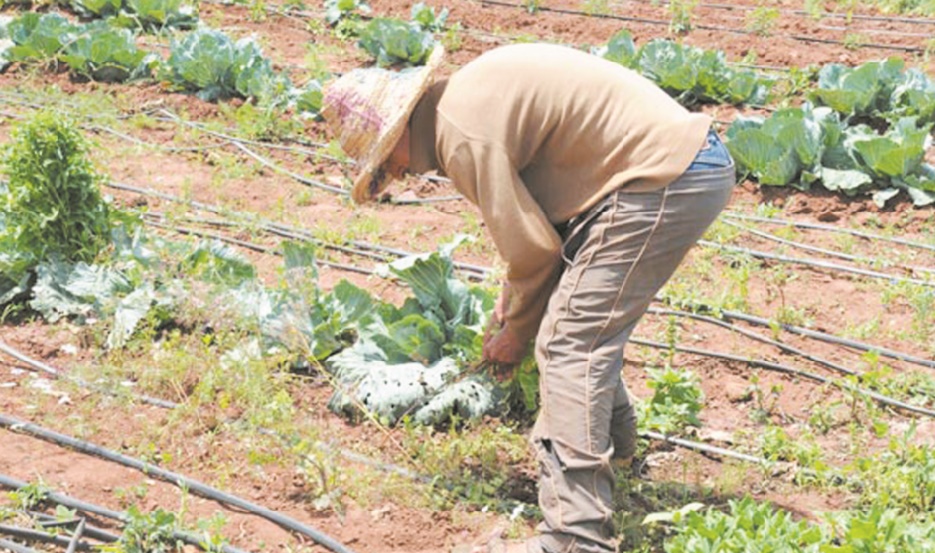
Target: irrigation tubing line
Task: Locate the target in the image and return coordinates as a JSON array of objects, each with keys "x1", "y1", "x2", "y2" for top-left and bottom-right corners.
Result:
[
  {"x1": 151, "y1": 111, "x2": 346, "y2": 162},
  {"x1": 0, "y1": 538, "x2": 38, "y2": 553},
  {"x1": 229, "y1": 141, "x2": 350, "y2": 196},
  {"x1": 231, "y1": 140, "x2": 463, "y2": 204},
  {"x1": 144, "y1": 211, "x2": 394, "y2": 265},
  {"x1": 721, "y1": 219, "x2": 935, "y2": 275},
  {"x1": 155, "y1": 110, "x2": 463, "y2": 204},
  {"x1": 88, "y1": 124, "x2": 226, "y2": 153},
  {"x1": 638, "y1": 430, "x2": 766, "y2": 464},
  {"x1": 721, "y1": 211, "x2": 935, "y2": 253},
  {"x1": 0, "y1": 339, "x2": 177, "y2": 410},
  {"x1": 645, "y1": 307, "x2": 862, "y2": 378},
  {"x1": 710, "y1": 305, "x2": 935, "y2": 370},
  {"x1": 478, "y1": 0, "x2": 929, "y2": 52},
  {"x1": 0, "y1": 475, "x2": 251, "y2": 553},
  {"x1": 0, "y1": 416, "x2": 358, "y2": 553},
  {"x1": 143, "y1": 218, "x2": 377, "y2": 276},
  {"x1": 65, "y1": 518, "x2": 85, "y2": 553},
  {"x1": 0, "y1": 524, "x2": 92, "y2": 551},
  {"x1": 620, "y1": 0, "x2": 935, "y2": 26},
  {"x1": 33, "y1": 513, "x2": 119, "y2": 544},
  {"x1": 699, "y1": 240, "x2": 935, "y2": 287},
  {"x1": 629, "y1": 338, "x2": 935, "y2": 418},
  {"x1": 817, "y1": 23, "x2": 934, "y2": 39},
  {"x1": 105, "y1": 180, "x2": 490, "y2": 279}
]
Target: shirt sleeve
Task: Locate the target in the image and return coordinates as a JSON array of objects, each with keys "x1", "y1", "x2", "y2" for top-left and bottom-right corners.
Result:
[{"x1": 442, "y1": 139, "x2": 563, "y2": 345}]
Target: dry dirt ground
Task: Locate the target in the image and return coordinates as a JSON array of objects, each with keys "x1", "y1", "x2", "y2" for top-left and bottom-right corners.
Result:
[{"x1": 1, "y1": 0, "x2": 935, "y2": 552}]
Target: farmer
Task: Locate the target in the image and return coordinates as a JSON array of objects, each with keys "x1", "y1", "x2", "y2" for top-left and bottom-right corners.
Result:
[{"x1": 322, "y1": 43, "x2": 735, "y2": 553}]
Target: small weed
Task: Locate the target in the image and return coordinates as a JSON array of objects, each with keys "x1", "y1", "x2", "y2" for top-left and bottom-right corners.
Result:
[
  {"x1": 219, "y1": 102, "x2": 301, "y2": 142},
  {"x1": 847, "y1": 424, "x2": 935, "y2": 512},
  {"x1": 100, "y1": 506, "x2": 182, "y2": 553},
  {"x1": 582, "y1": 0, "x2": 611, "y2": 16},
  {"x1": 440, "y1": 24, "x2": 464, "y2": 52},
  {"x1": 249, "y1": 0, "x2": 267, "y2": 21},
  {"x1": 746, "y1": 374, "x2": 783, "y2": 424},
  {"x1": 114, "y1": 483, "x2": 151, "y2": 508},
  {"x1": 746, "y1": 6, "x2": 780, "y2": 36},
  {"x1": 523, "y1": 0, "x2": 541, "y2": 13},
  {"x1": 803, "y1": 0, "x2": 825, "y2": 19},
  {"x1": 400, "y1": 419, "x2": 531, "y2": 508},
  {"x1": 293, "y1": 439, "x2": 347, "y2": 514},
  {"x1": 638, "y1": 365, "x2": 704, "y2": 435},
  {"x1": 667, "y1": 0, "x2": 697, "y2": 33},
  {"x1": 842, "y1": 33, "x2": 868, "y2": 50},
  {"x1": 7, "y1": 480, "x2": 50, "y2": 510}
]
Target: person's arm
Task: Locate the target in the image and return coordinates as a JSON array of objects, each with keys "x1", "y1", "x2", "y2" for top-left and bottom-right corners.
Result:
[{"x1": 443, "y1": 139, "x2": 563, "y2": 357}]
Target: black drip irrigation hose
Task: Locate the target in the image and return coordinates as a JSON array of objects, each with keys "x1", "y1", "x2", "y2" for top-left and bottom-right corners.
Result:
[
  {"x1": 721, "y1": 219, "x2": 935, "y2": 276},
  {"x1": 722, "y1": 211, "x2": 935, "y2": 253},
  {"x1": 147, "y1": 211, "x2": 395, "y2": 265},
  {"x1": 0, "y1": 524, "x2": 92, "y2": 552},
  {"x1": 0, "y1": 537, "x2": 39, "y2": 553},
  {"x1": 638, "y1": 430, "x2": 766, "y2": 464},
  {"x1": 621, "y1": 0, "x2": 935, "y2": 26},
  {"x1": 479, "y1": 0, "x2": 929, "y2": 51},
  {"x1": 698, "y1": 240, "x2": 935, "y2": 288},
  {"x1": 0, "y1": 340, "x2": 177, "y2": 410},
  {"x1": 143, "y1": 218, "x2": 377, "y2": 276},
  {"x1": 154, "y1": 110, "x2": 463, "y2": 205},
  {"x1": 0, "y1": 416, "x2": 358, "y2": 553},
  {"x1": 88, "y1": 124, "x2": 226, "y2": 154},
  {"x1": 630, "y1": 337, "x2": 935, "y2": 418},
  {"x1": 712, "y1": 305, "x2": 935, "y2": 370},
  {"x1": 228, "y1": 140, "x2": 350, "y2": 196},
  {"x1": 0, "y1": 475, "x2": 251, "y2": 553},
  {"x1": 645, "y1": 307, "x2": 862, "y2": 378},
  {"x1": 106, "y1": 180, "x2": 491, "y2": 280},
  {"x1": 32, "y1": 512, "x2": 119, "y2": 544},
  {"x1": 65, "y1": 519, "x2": 84, "y2": 553}
]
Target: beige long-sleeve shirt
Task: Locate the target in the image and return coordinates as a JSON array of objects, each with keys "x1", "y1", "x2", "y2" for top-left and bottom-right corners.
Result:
[{"x1": 409, "y1": 43, "x2": 712, "y2": 344}]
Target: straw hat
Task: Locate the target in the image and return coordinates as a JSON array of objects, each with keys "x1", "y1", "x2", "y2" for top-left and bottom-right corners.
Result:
[{"x1": 322, "y1": 47, "x2": 445, "y2": 204}]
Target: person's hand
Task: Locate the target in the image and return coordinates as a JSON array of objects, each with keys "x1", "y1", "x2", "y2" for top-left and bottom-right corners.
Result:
[
  {"x1": 483, "y1": 283, "x2": 511, "y2": 347},
  {"x1": 482, "y1": 323, "x2": 526, "y2": 377}
]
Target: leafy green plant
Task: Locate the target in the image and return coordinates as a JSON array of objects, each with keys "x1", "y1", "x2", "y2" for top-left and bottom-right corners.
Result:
[
  {"x1": 70, "y1": 0, "x2": 122, "y2": 18},
  {"x1": 357, "y1": 18, "x2": 436, "y2": 67},
  {"x1": 327, "y1": 239, "x2": 501, "y2": 425},
  {"x1": 102, "y1": 506, "x2": 182, "y2": 553},
  {"x1": 638, "y1": 366, "x2": 704, "y2": 435},
  {"x1": 162, "y1": 28, "x2": 292, "y2": 104},
  {"x1": 667, "y1": 0, "x2": 697, "y2": 33},
  {"x1": 848, "y1": 425, "x2": 935, "y2": 512},
  {"x1": 410, "y1": 2, "x2": 449, "y2": 32},
  {"x1": 726, "y1": 103, "x2": 935, "y2": 206},
  {"x1": 660, "y1": 497, "x2": 822, "y2": 552},
  {"x1": 5, "y1": 12, "x2": 79, "y2": 63},
  {"x1": 6, "y1": 481, "x2": 49, "y2": 510},
  {"x1": 401, "y1": 420, "x2": 530, "y2": 508},
  {"x1": 594, "y1": 30, "x2": 773, "y2": 107},
  {"x1": 0, "y1": 111, "x2": 112, "y2": 291},
  {"x1": 59, "y1": 22, "x2": 156, "y2": 82},
  {"x1": 120, "y1": 0, "x2": 198, "y2": 30},
  {"x1": 746, "y1": 6, "x2": 780, "y2": 36},
  {"x1": 323, "y1": 0, "x2": 370, "y2": 25}
]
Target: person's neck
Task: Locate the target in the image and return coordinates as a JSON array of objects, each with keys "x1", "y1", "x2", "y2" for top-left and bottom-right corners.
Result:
[{"x1": 409, "y1": 79, "x2": 447, "y2": 175}]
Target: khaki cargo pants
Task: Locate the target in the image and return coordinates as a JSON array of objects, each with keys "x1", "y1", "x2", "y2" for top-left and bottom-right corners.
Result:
[{"x1": 531, "y1": 133, "x2": 735, "y2": 553}]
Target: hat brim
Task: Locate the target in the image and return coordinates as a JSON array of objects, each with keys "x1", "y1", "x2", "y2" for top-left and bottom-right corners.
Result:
[{"x1": 348, "y1": 47, "x2": 445, "y2": 204}]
